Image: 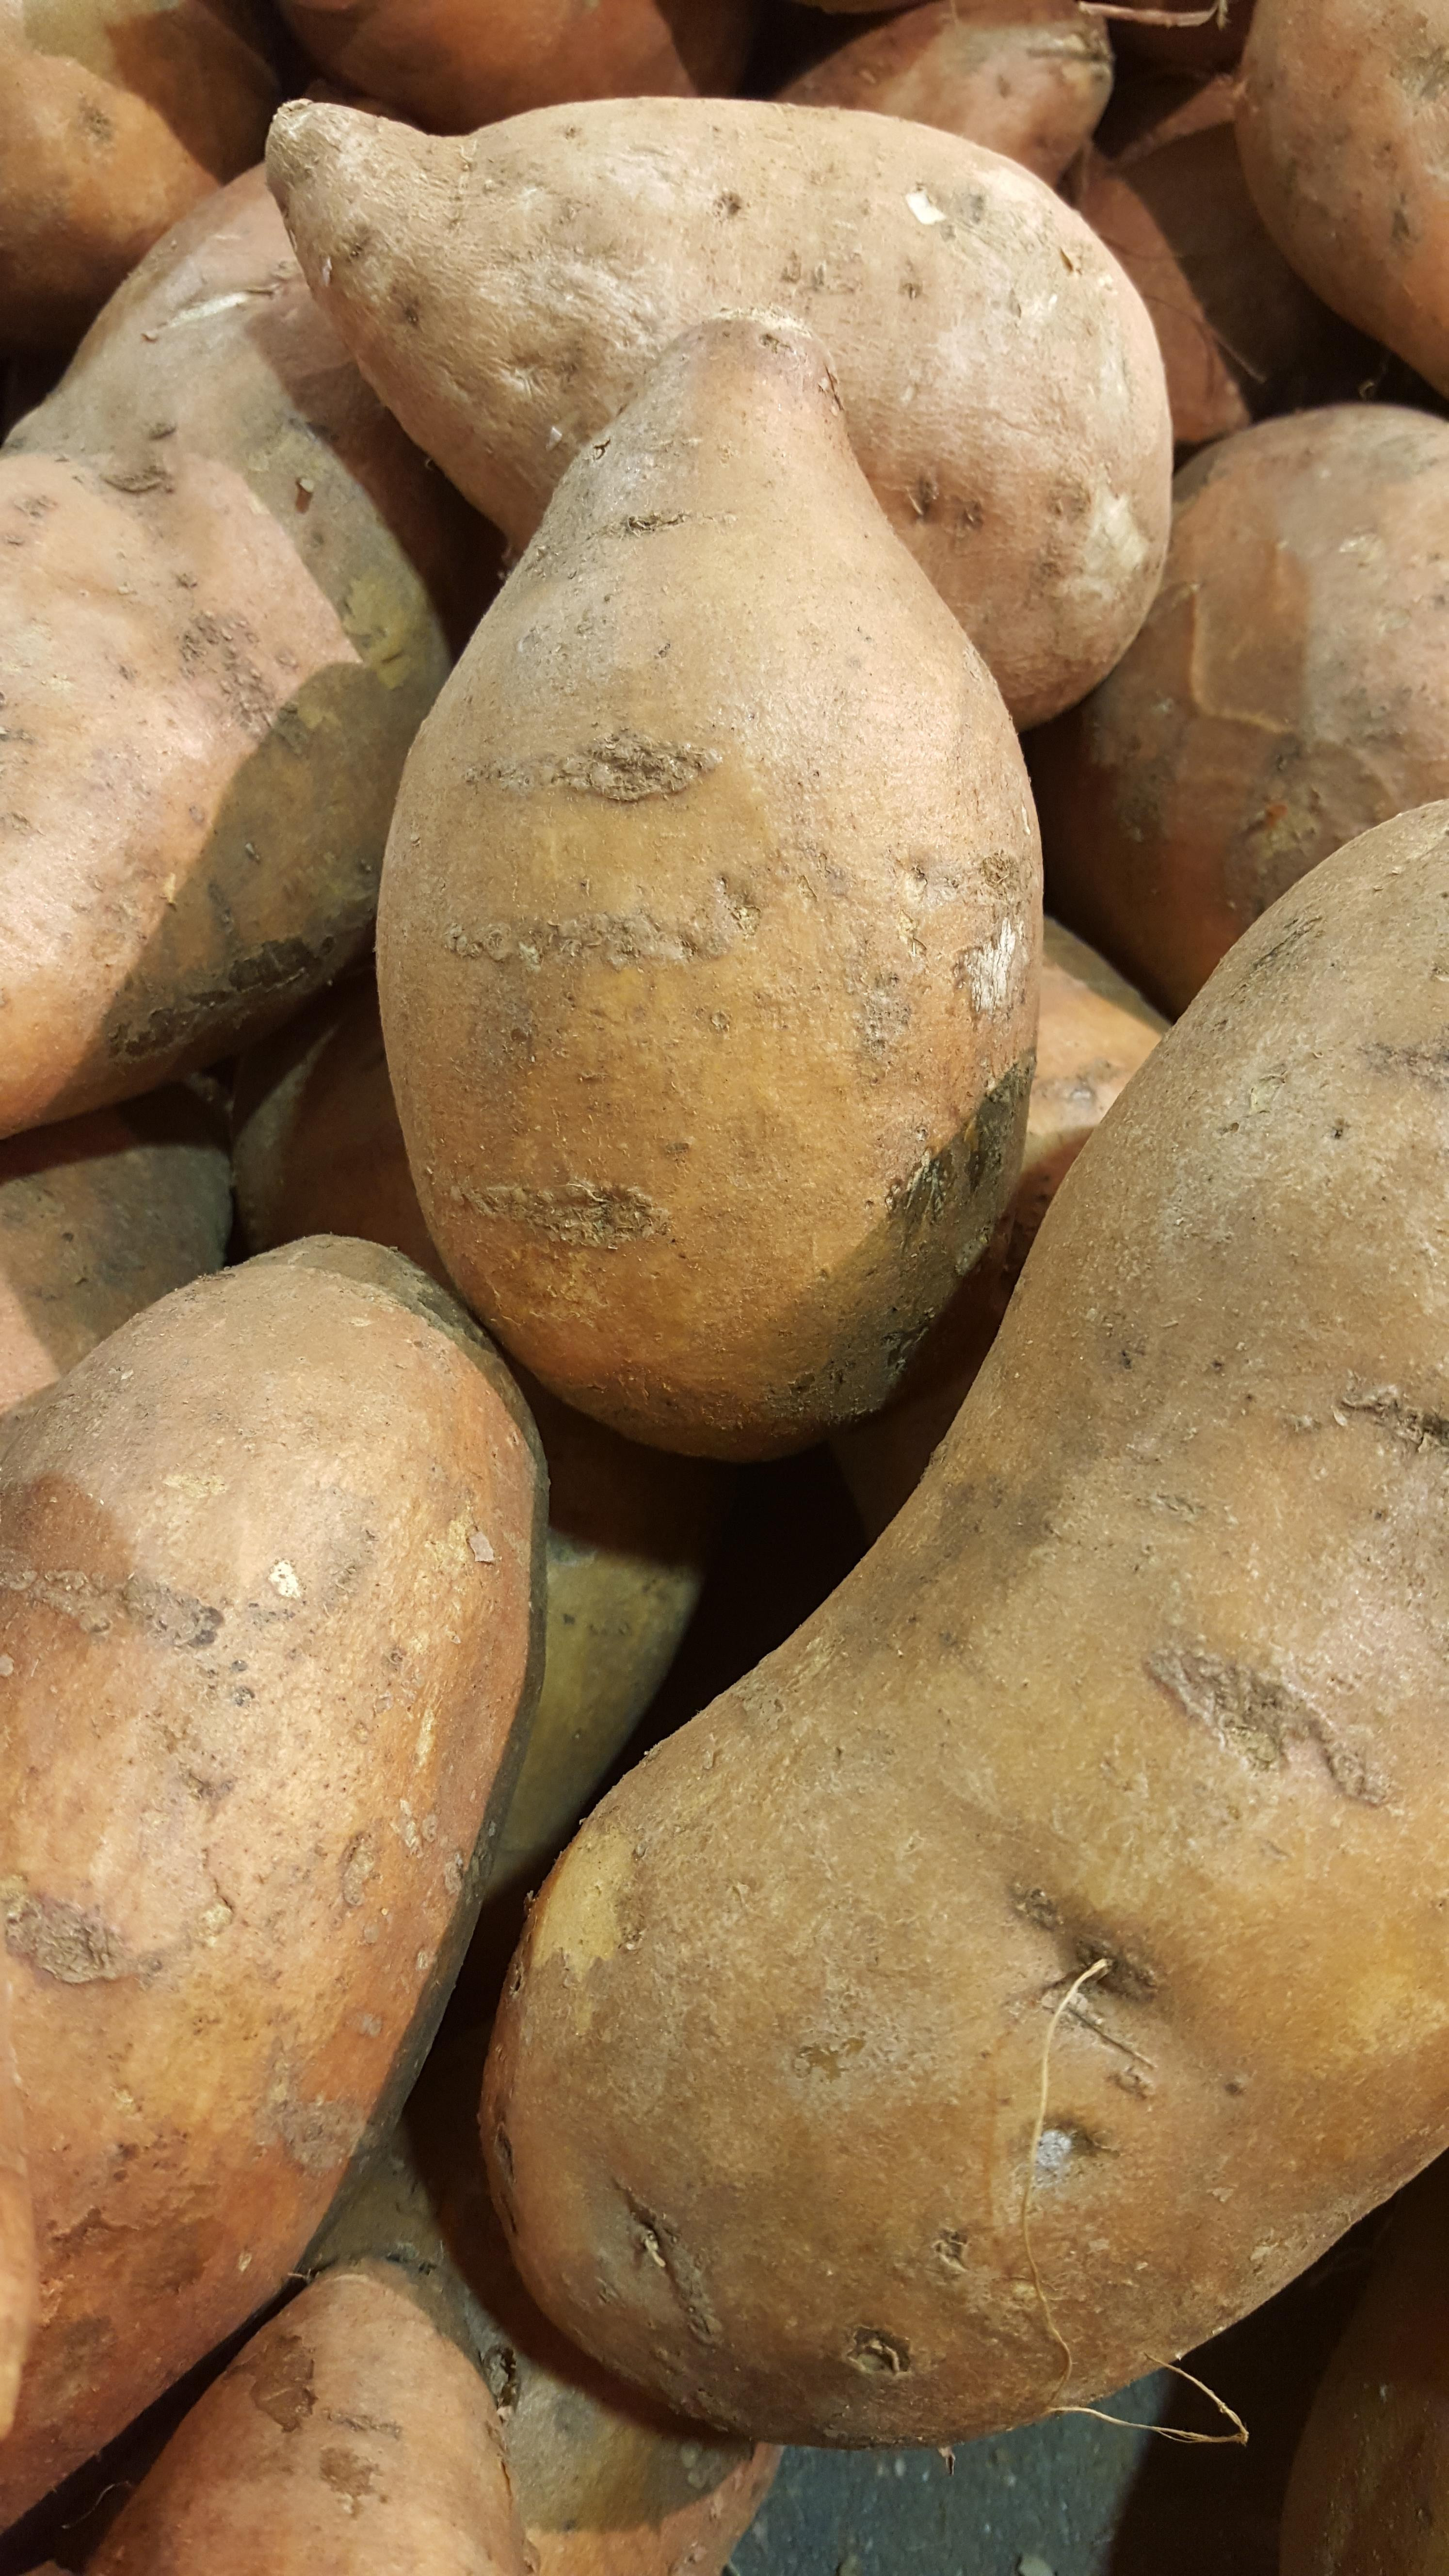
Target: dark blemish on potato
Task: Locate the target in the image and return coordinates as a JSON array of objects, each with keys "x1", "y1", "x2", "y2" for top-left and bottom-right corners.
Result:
[
  {"x1": 454, "y1": 1177, "x2": 667, "y2": 1249},
  {"x1": 493, "y1": 2124, "x2": 514, "y2": 2183},
  {"x1": 933, "y1": 2229, "x2": 969, "y2": 2273},
  {"x1": 320, "y1": 2445, "x2": 379, "y2": 2507},
  {"x1": 249, "y1": 2331, "x2": 316, "y2": 2434},
  {"x1": 848, "y1": 2328, "x2": 912, "y2": 2376},
  {"x1": 488, "y1": 729, "x2": 721, "y2": 804},
  {"x1": 107, "y1": 936, "x2": 334, "y2": 1062},
  {"x1": 715, "y1": 192, "x2": 744, "y2": 218},
  {"x1": 1337, "y1": 1383, "x2": 1449, "y2": 1452},
  {"x1": 5, "y1": 1891, "x2": 156, "y2": 1987},
  {"x1": 1149, "y1": 1644, "x2": 1388, "y2": 1805},
  {"x1": 798, "y1": 2037, "x2": 864, "y2": 2079},
  {"x1": 0, "y1": 1552, "x2": 221, "y2": 1648},
  {"x1": 1013, "y1": 1886, "x2": 1062, "y2": 1934}
]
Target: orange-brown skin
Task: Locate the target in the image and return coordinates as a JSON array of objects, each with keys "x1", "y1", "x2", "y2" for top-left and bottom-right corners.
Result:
[
  {"x1": 1031, "y1": 405, "x2": 1449, "y2": 1018},
  {"x1": 1237, "y1": 0, "x2": 1449, "y2": 400},
  {"x1": 379, "y1": 315, "x2": 1040, "y2": 1458},
  {"x1": 835, "y1": 921, "x2": 1163, "y2": 1537},
  {"x1": 275, "y1": 0, "x2": 756, "y2": 134},
  {"x1": 231, "y1": 978, "x2": 729, "y2": 1888},
  {"x1": 89, "y1": 2265, "x2": 530, "y2": 2574},
  {"x1": 0, "y1": 168, "x2": 489, "y2": 1142},
  {"x1": 484, "y1": 803, "x2": 1449, "y2": 2447},
  {"x1": 265, "y1": 94, "x2": 1173, "y2": 730},
  {"x1": 0, "y1": 1087, "x2": 231, "y2": 1415},
  {"x1": 1281, "y1": 2162, "x2": 1449, "y2": 2576},
  {"x1": 779, "y1": 0, "x2": 1112, "y2": 186},
  {"x1": 1113, "y1": 0, "x2": 1254, "y2": 73},
  {"x1": 0, "y1": 1960, "x2": 36, "y2": 2439},
  {"x1": 0, "y1": 0, "x2": 279, "y2": 348},
  {"x1": 0, "y1": 1236, "x2": 545, "y2": 2522},
  {"x1": 316, "y1": 2029, "x2": 778, "y2": 2576}
]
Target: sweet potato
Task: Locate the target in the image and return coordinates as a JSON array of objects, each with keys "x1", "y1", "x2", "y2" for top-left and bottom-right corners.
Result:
[
  {"x1": 265, "y1": 93, "x2": 1173, "y2": 729},
  {"x1": 231, "y1": 979, "x2": 727, "y2": 1890},
  {"x1": 0, "y1": 1236, "x2": 544, "y2": 2521},
  {"x1": 1281, "y1": 2163, "x2": 1449, "y2": 2576},
  {"x1": 275, "y1": 0, "x2": 756, "y2": 134},
  {"x1": 778, "y1": 1, "x2": 1113, "y2": 187},
  {"x1": 0, "y1": 0, "x2": 280, "y2": 348},
  {"x1": 1111, "y1": 0, "x2": 1253, "y2": 73},
  {"x1": 834, "y1": 921, "x2": 1163, "y2": 1537},
  {"x1": 379, "y1": 314, "x2": 1039, "y2": 1456},
  {"x1": 0, "y1": 1088, "x2": 231, "y2": 1416},
  {"x1": 0, "y1": 167, "x2": 489, "y2": 1142},
  {"x1": 0, "y1": 1960, "x2": 35, "y2": 2441},
  {"x1": 88, "y1": 2265, "x2": 529, "y2": 2574},
  {"x1": 1237, "y1": 0, "x2": 1449, "y2": 400},
  {"x1": 1030, "y1": 404, "x2": 1449, "y2": 1015},
  {"x1": 315, "y1": 2025, "x2": 779, "y2": 2576},
  {"x1": 485, "y1": 800, "x2": 1449, "y2": 2446}
]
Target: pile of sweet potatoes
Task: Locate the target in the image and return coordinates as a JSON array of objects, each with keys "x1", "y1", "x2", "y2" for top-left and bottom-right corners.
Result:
[{"x1": 2, "y1": 3, "x2": 1449, "y2": 2570}]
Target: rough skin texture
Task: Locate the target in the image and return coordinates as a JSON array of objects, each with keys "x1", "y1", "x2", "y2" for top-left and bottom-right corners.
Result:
[
  {"x1": 779, "y1": 0, "x2": 1113, "y2": 187},
  {"x1": 231, "y1": 978, "x2": 729, "y2": 1892},
  {"x1": 380, "y1": 315, "x2": 1040, "y2": 1457},
  {"x1": 0, "y1": 1087, "x2": 231, "y2": 1414},
  {"x1": 0, "y1": 0, "x2": 279, "y2": 348},
  {"x1": 1031, "y1": 405, "x2": 1449, "y2": 1016},
  {"x1": 835, "y1": 921, "x2": 1163, "y2": 1537},
  {"x1": 0, "y1": 167, "x2": 490, "y2": 1141},
  {"x1": 485, "y1": 803, "x2": 1449, "y2": 2446},
  {"x1": 0, "y1": 1959, "x2": 35, "y2": 2440},
  {"x1": 88, "y1": 2265, "x2": 530, "y2": 2575},
  {"x1": 1237, "y1": 0, "x2": 1449, "y2": 399},
  {"x1": 0, "y1": 1238, "x2": 545, "y2": 2522},
  {"x1": 274, "y1": 0, "x2": 756, "y2": 133},
  {"x1": 264, "y1": 93, "x2": 1173, "y2": 728}
]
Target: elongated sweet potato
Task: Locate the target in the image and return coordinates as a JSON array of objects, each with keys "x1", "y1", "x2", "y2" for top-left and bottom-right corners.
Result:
[
  {"x1": 0, "y1": 167, "x2": 490, "y2": 1142},
  {"x1": 232, "y1": 979, "x2": 727, "y2": 1891},
  {"x1": 779, "y1": 1, "x2": 1113, "y2": 186},
  {"x1": 0, "y1": 0, "x2": 279, "y2": 348},
  {"x1": 265, "y1": 92, "x2": 1173, "y2": 729},
  {"x1": 0, "y1": 1236, "x2": 544, "y2": 2522},
  {"x1": 380, "y1": 315, "x2": 1039, "y2": 1456},
  {"x1": 1031, "y1": 404, "x2": 1449, "y2": 1015},
  {"x1": 275, "y1": 0, "x2": 756, "y2": 134},
  {"x1": 89, "y1": 2265, "x2": 529, "y2": 2574},
  {"x1": 0, "y1": 1087, "x2": 231, "y2": 1416},
  {"x1": 485, "y1": 801, "x2": 1449, "y2": 2446},
  {"x1": 0, "y1": 1960, "x2": 35, "y2": 2441},
  {"x1": 1237, "y1": 0, "x2": 1449, "y2": 399}
]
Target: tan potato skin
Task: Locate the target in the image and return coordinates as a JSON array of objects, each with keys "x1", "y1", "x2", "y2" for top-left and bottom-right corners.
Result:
[
  {"x1": 232, "y1": 979, "x2": 728, "y2": 1887},
  {"x1": 274, "y1": 0, "x2": 756, "y2": 134},
  {"x1": 88, "y1": 2264, "x2": 530, "y2": 2575},
  {"x1": 779, "y1": 1, "x2": 1113, "y2": 188},
  {"x1": 264, "y1": 94, "x2": 1173, "y2": 730},
  {"x1": 484, "y1": 803, "x2": 1449, "y2": 2447},
  {"x1": 0, "y1": 0, "x2": 279, "y2": 348},
  {"x1": 379, "y1": 315, "x2": 1040, "y2": 1458},
  {"x1": 0, "y1": 168, "x2": 487, "y2": 1141},
  {"x1": 1237, "y1": 0, "x2": 1449, "y2": 400},
  {"x1": 0, "y1": 1088, "x2": 231, "y2": 1415},
  {"x1": 1281, "y1": 2162, "x2": 1449, "y2": 2576},
  {"x1": 0, "y1": 1236, "x2": 545, "y2": 2522},
  {"x1": 315, "y1": 2029, "x2": 778, "y2": 2576},
  {"x1": 835, "y1": 921, "x2": 1163, "y2": 1537},
  {"x1": 1031, "y1": 405, "x2": 1449, "y2": 1018},
  {"x1": 0, "y1": 1959, "x2": 36, "y2": 2439}
]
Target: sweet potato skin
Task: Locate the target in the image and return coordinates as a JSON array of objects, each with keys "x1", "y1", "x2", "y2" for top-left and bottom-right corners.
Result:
[
  {"x1": 0, "y1": 1238, "x2": 544, "y2": 2523},
  {"x1": 380, "y1": 316, "x2": 1039, "y2": 1456},
  {"x1": 1031, "y1": 405, "x2": 1449, "y2": 1015},
  {"x1": 485, "y1": 802, "x2": 1449, "y2": 2446},
  {"x1": 265, "y1": 95, "x2": 1173, "y2": 729},
  {"x1": 0, "y1": 1959, "x2": 35, "y2": 2441}
]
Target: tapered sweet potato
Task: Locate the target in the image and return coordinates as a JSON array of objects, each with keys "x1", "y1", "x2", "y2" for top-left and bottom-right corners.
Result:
[
  {"x1": 1281, "y1": 2163, "x2": 1449, "y2": 2576},
  {"x1": 232, "y1": 979, "x2": 727, "y2": 1891},
  {"x1": 379, "y1": 315, "x2": 1039, "y2": 1457},
  {"x1": 1237, "y1": 0, "x2": 1449, "y2": 400},
  {"x1": 485, "y1": 801, "x2": 1449, "y2": 2446},
  {"x1": 315, "y1": 2026, "x2": 778, "y2": 2576},
  {"x1": 0, "y1": 166, "x2": 490, "y2": 1143},
  {"x1": 1031, "y1": 405, "x2": 1449, "y2": 1016},
  {"x1": 0, "y1": 1088, "x2": 231, "y2": 1416},
  {"x1": 835, "y1": 922, "x2": 1163, "y2": 1537},
  {"x1": 779, "y1": 1, "x2": 1113, "y2": 186},
  {"x1": 0, "y1": 1960, "x2": 35, "y2": 2441},
  {"x1": 275, "y1": 0, "x2": 756, "y2": 134},
  {"x1": 0, "y1": 1236, "x2": 544, "y2": 2522},
  {"x1": 265, "y1": 93, "x2": 1173, "y2": 728},
  {"x1": 89, "y1": 2265, "x2": 529, "y2": 2574}
]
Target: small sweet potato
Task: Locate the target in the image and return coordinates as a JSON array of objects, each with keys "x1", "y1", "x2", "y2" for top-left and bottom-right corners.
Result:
[{"x1": 0, "y1": 1087, "x2": 231, "y2": 1416}]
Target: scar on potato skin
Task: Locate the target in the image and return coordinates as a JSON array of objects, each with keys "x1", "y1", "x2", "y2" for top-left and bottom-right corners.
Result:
[{"x1": 1149, "y1": 1645, "x2": 1388, "y2": 1804}]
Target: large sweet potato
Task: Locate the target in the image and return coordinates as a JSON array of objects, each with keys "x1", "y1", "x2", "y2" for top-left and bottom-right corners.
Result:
[
  {"x1": 265, "y1": 92, "x2": 1173, "y2": 728},
  {"x1": 0, "y1": 1236, "x2": 544, "y2": 2521},
  {"x1": 485, "y1": 801, "x2": 1449, "y2": 2446}
]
